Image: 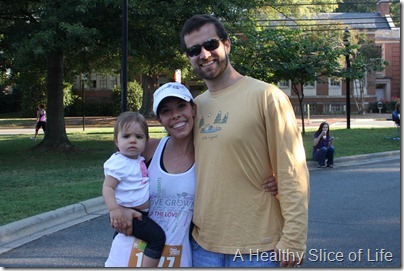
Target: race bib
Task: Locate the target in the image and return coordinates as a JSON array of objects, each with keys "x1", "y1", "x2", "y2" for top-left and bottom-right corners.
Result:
[{"x1": 128, "y1": 239, "x2": 182, "y2": 267}]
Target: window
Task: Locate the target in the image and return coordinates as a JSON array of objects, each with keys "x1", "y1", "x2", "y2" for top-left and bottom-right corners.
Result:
[
  {"x1": 99, "y1": 77, "x2": 107, "y2": 89},
  {"x1": 375, "y1": 45, "x2": 382, "y2": 58},
  {"x1": 329, "y1": 78, "x2": 341, "y2": 88},
  {"x1": 109, "y1": 77, "x2": 117, "y2": 89},
  {"x1": 303, "y1": 81, "x2": 315, "y2": 88},
  {"x1": 278, "y1": 80, "x2": 289, "y2": 88},
  {"x1": 277, "y1": 80, "x2": 291, "y2": 96}
]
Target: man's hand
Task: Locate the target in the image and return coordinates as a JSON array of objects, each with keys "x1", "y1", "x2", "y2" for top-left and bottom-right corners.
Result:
[
  {"x1": 280, "y1": 258, "x2": 302, "y2": 268},
  {"x1": 261, "y1": 174, "x2": 278, "y2": 196},
  {"x1": 275, "y1": 248, "x2": 304, "y2": 268}
]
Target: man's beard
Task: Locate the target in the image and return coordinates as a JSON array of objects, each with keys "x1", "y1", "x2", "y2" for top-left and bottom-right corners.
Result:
[{"x1": 193, "y1": 54, "x2": 229, "y2": 80}]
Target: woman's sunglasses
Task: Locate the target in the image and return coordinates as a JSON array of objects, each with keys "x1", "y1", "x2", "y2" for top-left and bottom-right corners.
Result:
[{"x1": 185, "y1": 38, "x2": 224, "y2": 57}]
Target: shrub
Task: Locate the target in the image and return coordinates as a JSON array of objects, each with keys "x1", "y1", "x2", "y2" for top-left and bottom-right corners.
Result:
[
  {"x1": 368, "y1": 100, "x2": 397, "y2": 113},
  {"x1": 111, "y1": 80, "x2": 143, "y2": 116}
]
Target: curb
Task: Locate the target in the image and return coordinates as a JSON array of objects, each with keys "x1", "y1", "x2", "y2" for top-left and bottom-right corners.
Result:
[
  {"x1": 307, "y1": 150, "x2": 400, "y2": 170},
  {"x1": 0, "y1": 197, "x2": 108, "y2": 254},
  {"x1": 0, "y1": 151, "x2": 400, "y2": 255}
]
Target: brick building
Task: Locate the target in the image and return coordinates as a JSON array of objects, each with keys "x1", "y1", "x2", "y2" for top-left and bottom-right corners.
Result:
[{"x1": 276, "y1": 0, "x2": 400, "y2": 114}]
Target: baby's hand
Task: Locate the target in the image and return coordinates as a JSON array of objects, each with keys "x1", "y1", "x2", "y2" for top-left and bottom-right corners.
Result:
[{"x1": 109, "y1": 208, "x2": 125, "y2": 228}]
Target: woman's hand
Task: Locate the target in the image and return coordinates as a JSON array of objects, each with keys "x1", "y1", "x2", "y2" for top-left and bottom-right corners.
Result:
[{"x1": 261, "y1": 175, "x2": 278, "y2": 196}]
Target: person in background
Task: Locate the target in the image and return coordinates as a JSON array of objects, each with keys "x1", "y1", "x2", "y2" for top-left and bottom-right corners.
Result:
[
  {"x1": 180, "y1": 14, "x2": 309, "y2": 268},
  {"x1": 392, "y1": 102, "x2": 400, "y2": 126},
  {"x1": 313, "y1": 122, "x2": 335, "y2": 168},
  {"x1": 103, "y1": 111, "x2": 166, "y2": 267},
  {"x1": 31, "y1": 104, "x2": 46, "y2": 140}
]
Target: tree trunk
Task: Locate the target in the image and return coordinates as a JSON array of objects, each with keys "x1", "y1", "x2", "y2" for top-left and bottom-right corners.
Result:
[
  {"x1": 139, "y1": 75, "x2": 158, "y2": 117},
  {"x1": 34, "y1": 50, "x2": 76, "y2": 152},
  {"x1": 292, "y1": 84, "x2": 306, "y2": 135},
  {"x1": 299, "y1": 101, "x2": 305, "y2": 136}
]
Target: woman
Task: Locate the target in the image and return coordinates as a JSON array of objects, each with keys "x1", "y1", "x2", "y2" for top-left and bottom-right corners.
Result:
[
  {"x1": 105, "y1": 82, "x2": 278, "y2": 267},
  {"x1": 313, "y1": 122, "x2": 335, "y2": 168},
  {"x1": 31, "y1": 104, "x2": 46, "y2": 140}
]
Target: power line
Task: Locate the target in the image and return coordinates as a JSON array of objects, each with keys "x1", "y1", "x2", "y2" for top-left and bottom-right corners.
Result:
[
  {"x1": 258, "y1": 16, "x2": 398, "y2": 22},
  {"x1": 260, "y1": 25, "x2": 394, "y2": 31},
  {"x1": 268, "y1": 1, "x2": 400, "y2": 6},
  {"x1": 257, "y1": 22, "x2": 398, "y2": 30},
  {"x1": 256, "y1": 16, "x2": 400, "y2": 29}
]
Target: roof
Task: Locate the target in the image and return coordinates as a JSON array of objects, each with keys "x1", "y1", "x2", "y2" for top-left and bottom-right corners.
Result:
[
  {"x1": 264, "y1": 12, "x2": 397, "y2": 32},
  {"x1": 317, "y1": 12, "x2": 394, "y2": 30}
]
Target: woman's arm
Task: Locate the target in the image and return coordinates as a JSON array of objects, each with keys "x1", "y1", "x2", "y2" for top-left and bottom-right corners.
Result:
[
  {"x1": 313, "y1": 132, "x2": 324, "y2": 146},
  {"x1": 328, "y1": 137, "x2": 334, "y2": 146}
]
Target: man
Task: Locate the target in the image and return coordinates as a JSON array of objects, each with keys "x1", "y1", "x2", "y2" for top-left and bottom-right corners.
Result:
[{"x1": 180, "y1": 14, "x2": 310, "y2": 267}]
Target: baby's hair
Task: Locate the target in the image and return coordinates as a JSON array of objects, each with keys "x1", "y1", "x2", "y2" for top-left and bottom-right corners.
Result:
[{"x1": 114, "y1": 111, "x2": 149, "y2": 149}]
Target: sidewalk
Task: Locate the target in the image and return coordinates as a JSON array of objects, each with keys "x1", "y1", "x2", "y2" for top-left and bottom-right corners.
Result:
[
  {"x1": 0, "y1": 114, "x2": 396, "y2": 136},
  {"x1": 0, "y1": 113, "x2": 395, "y2": 130},
  {"x1": 296, "y1": 113, "x2": 394, "y2": 128}
]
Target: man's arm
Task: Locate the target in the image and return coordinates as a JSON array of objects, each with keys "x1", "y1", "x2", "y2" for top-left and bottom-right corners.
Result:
[{"x1": 265, "y1": 88, "x2": 310, "y2": 266}]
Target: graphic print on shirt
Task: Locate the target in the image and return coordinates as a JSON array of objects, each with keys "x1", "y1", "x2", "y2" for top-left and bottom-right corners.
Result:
[
  {"x1": 149, "y1": 177, "x2": 194, "y2": 237},
  {"x1": 198, "y1": 110, "x2": 229, "y2": 134},
  {"x1": 128, "y1": 176, "x2": 194, "y2": 267}
]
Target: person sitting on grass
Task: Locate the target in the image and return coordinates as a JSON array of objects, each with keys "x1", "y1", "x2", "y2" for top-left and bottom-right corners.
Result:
[{"x1": 313, "y1": 122, "x2": 335, "y2": 168}]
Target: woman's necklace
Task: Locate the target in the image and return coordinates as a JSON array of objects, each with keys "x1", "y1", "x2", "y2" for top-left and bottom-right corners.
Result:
[{"x1": 164, "y1": 139, "x2": 194, "y2": 174}]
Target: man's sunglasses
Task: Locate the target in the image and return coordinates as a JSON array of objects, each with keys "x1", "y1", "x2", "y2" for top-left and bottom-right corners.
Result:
[{"x1": 185, "y1": 38, "x2": 224, "y2": 57}]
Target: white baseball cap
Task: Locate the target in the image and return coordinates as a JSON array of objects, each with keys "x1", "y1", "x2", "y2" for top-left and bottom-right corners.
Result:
[{"x1": 153, "y1": 82, "x2": 193, "y2": 115}]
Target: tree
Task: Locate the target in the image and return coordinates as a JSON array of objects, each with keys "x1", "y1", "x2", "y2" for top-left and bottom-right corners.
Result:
[
  {"x1": 0, "y1": 0, "x2": 123, "y2": 151},
  {"x1": 125, "y1": 0, "x2": 267, "y2": 116},
  {"x1": 0, "y1": 0, "x2": 266, "y2": 151},
  {"x1": 347, "y1": 33, "x2": 388, "y2": 114},
  {"x1": 233, "y1": 27, "x2": 343, "y2": 134}
]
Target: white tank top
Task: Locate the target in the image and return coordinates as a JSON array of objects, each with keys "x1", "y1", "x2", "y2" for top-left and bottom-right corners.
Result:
[{"x1": 147, "y1": 136, "x2": 196, "y2": 267}]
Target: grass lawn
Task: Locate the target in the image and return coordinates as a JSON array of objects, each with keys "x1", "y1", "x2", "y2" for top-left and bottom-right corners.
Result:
[{"x1": 0, "y1": 126, "x2": 400, "y2": 226}]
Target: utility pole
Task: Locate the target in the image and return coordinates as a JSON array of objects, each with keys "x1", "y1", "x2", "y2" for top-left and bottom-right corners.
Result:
[
  {"x1": 343, "y1": 27, "x2": 351, "y2": 129},
  {"x1": 121, "y1": 0, "x2": 128, "y2": 112}
]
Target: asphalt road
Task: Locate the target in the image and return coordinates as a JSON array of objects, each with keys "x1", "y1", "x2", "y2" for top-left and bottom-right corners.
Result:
[
  {"x1": 304, "y1": 157, "x2": 400, "y2": 268},
  {"x1": 0, "y1": 156, "x2": 400, "y2": 268}
]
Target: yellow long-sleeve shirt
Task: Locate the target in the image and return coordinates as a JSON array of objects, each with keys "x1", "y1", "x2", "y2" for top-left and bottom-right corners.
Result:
[{"x1": 192, "y1": 76, "x2": 310, "y2": 257}]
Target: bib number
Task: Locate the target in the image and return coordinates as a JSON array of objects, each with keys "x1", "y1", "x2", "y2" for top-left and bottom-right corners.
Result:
[{"x1": 128, "y1": 240, "x2": 182, "y2": 267}]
